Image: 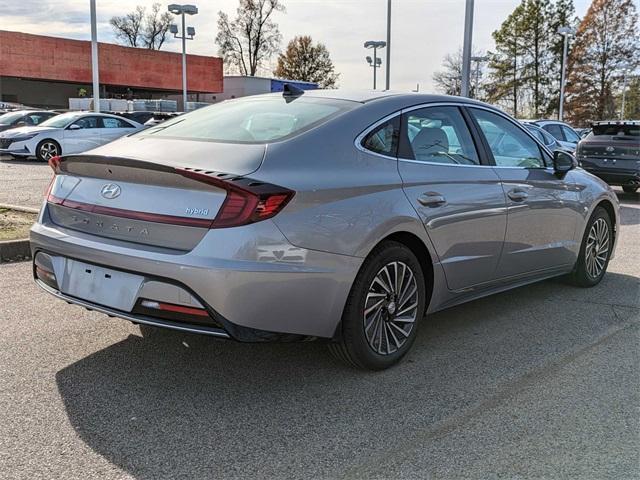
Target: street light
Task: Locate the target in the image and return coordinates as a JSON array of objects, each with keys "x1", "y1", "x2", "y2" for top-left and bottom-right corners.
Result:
[
  {"x1": 558, "y1": 25, "x2": 575, "y2": 121},
  {"x1": 364, "y1": 41, "x2": 386, "y2": 90},
  {"x1": 460, "y1": 0, "x2": 475, "y2": 97},
  {"x1": 168, "y1": 4, "x2": 198, "y2": 111},
  {"x1": 90, "y1": 0, "x2": 100, "y2": 112},
  {"x1": 385, "y1": 0, "x2": 392, "y2": 90},
  {"x1": 470, "y1": 55, "x2": 489, "y2": 99}
]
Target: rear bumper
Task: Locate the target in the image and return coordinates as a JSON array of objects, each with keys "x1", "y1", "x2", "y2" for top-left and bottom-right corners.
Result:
[
  {"x1": 30, "y1": 210, "x2": 362, "y2": 340},
  {"x1": 581, "y1": 166, "x2": 640, "y2": 187}
]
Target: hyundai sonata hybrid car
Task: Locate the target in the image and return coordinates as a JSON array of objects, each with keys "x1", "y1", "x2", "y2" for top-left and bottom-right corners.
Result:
[
  {"x1": 0, "y1": 112, "x2": 142, "y2": 161},
  {"x1": 30, "y1": 89, "x2": 619, "y2": 370}
]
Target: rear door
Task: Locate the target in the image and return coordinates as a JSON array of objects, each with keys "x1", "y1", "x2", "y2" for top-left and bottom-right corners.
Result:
[
  {"x1": 397, "y1": 104, "x2": 507, "y2": 291},
  {"x1": 469, "y1": 107, "x2": 581, "y2": 278},
  {"x1": 100, "y1": 116, "x2": 137, "y2": 143},
  {"x1": 63, "y1": 116, "x2": 103, "y2": 153}
]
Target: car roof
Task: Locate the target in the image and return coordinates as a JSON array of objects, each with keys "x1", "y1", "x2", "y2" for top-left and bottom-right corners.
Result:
[{"x1": 592, "y1": 120, "x2": 640, "y2": 127}]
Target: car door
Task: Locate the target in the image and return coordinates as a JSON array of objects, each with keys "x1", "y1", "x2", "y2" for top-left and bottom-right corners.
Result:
[
  {"x1": 397, "y1": 104, "x2": 507, "y2": 291},
  {"x1": 100, "y1": 116, "x2": 136, "y2": 144},
  {"x1": 469, "y1": 107, "x2": 582, "y2": 278},
  {"x1": 63, "y1": 116, "x2": 103, "y2": 153}
]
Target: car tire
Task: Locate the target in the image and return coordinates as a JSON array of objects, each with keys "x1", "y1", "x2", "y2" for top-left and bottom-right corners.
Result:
[
  {"x1": 328, "y1": 241, "x2": 426, "y2": 370},
  {"x1": 36, "y1": 139, "x2": 60, "y2": 162},
  {"x1": 622, "y1": 186, "x2": 638, "y2": 194},
  {"x1": 569, "y1": 206, "x2": 613, "y2": 288}
]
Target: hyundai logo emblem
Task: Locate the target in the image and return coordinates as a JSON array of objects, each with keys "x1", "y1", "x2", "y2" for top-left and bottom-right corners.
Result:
[
  {"x1": 606, "y1": 146, "x2": 615, "y2": 152},
  {"x1": 101, "y1": 183, "x2": 122, "y2": 199}
]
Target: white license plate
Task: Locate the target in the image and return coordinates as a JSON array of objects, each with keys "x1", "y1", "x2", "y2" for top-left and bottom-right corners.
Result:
[{"x1": 60, "y1": 259, "x2": 144, "y2": 312}]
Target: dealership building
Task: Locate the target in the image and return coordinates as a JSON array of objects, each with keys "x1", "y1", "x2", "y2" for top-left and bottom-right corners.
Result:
[{"x1": 0, "y1": 30, "x2": 224, "y2": 110}]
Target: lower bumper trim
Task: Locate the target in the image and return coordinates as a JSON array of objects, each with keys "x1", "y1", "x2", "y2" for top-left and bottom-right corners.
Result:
[{"x1": 35, "y1": 278, "x2": 231, "y2": 339}]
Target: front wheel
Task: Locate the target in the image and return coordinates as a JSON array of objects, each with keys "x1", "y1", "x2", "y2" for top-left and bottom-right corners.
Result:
[
  {"x1": 328, "y1": 241, "x2": 426, "y2": 370},
  {"x1": 622, "y1": 185, "x2": 638, "y2": 194},
  {"x1": 569, "y1": 206, "x2": 613, "y2": 287},
  {"x1": 36, "y1": 139, "x2": 60, "y2": 162}
]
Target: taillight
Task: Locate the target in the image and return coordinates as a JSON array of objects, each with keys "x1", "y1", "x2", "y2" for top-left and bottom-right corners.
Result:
[
  {"x1": 48, "y1": 155, "x2": 61, "y2": 172},
  {"x1": 175, "y1": 168, "x2": 294, "y2": 228}
]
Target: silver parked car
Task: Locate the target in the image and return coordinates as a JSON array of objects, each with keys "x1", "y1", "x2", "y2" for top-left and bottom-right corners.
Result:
[{"x1": 31, "y1": 90, "x2": 619, "y2": 370}]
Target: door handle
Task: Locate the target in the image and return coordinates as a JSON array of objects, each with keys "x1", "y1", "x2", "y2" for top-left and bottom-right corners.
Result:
[
  {"x1": 417, "y1": 192, "x2": 447, "y2": 207},
  {"x1": 507, "y1": 188, "x2": 529, "y2": 202}
]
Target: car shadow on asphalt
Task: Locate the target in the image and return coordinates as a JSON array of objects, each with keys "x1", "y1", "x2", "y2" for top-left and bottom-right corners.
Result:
[{"x1": 54, "y1": 271, "x2": 639, "y2": 479}]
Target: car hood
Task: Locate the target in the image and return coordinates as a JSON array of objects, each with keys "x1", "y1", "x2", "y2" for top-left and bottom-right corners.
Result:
[{"x1": 0, "y1": 126, "x2": 57, "y2": 138}]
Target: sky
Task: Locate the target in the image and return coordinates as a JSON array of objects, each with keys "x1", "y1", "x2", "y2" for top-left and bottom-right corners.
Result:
[{"x1": 3, "y1": 0, "x2": 638, "y2": 91}]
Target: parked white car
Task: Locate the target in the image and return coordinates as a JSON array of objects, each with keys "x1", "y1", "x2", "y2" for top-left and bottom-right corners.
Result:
[{"x1": 0, "y1": 112, "x2": 142, "y2": 161}]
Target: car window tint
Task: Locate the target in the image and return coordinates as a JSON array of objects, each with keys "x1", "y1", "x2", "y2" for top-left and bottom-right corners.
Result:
[
  {"x1": 103, "y1": 117, "x2": 132, "y2": 128},
  {"x1": 472, "y1": 109, "x2": 545, "y2": 168},
  {"x1": 544, "y1": 123, "x2": 564, "y2": 141},
  {"x1": 400, "y1": 106, "x2": 479, "y2": 165},
  {"x1": 362, "y1": 116, "x2": 400, "y2": 157},
  {"x1": 527, "y1": 127, "x2": 545, "y2": 143},
  {"x1": 75, "y1": 117, "x2": 100, "y2": 129},
  {"x1": 28, "y1": 114, "x2": 46, "y2": 125},
  {"x1": 561, "y1": 126, "x2": 580, "y2": 143},
  {"x1": 540, "y1": 129, "x2": 557, "y2": 147}
]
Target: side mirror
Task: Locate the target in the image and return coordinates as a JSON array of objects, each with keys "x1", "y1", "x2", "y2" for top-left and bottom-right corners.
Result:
[
  {"x1": 553, "y1": 150, "x2": 576, "y2": 174},
  {"x1": 68, "y1": 124, "x2": 82, "y2": 130}
]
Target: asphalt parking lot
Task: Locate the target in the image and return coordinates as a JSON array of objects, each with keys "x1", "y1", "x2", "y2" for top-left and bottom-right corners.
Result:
[{"x1": 0, "y1": 157, "x2": 638, "y2": 479}]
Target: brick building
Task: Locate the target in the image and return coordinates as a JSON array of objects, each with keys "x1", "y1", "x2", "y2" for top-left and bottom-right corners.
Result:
[{"x1": 0, "y1": 30, "x2": 223, "y2": 109}]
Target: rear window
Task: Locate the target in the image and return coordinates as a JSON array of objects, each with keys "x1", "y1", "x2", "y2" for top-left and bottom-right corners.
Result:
[
  {"x1": 141, "y1": 96, "x2": 356, "y2": 143},
  {"x1": 592, "y1": 124, "x2": 639, "y2": 138}
]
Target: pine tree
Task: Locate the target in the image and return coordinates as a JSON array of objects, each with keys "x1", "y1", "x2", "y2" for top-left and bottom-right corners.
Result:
[{"x1": 565, "y1": 0, "x2": 640, "y2": 125}]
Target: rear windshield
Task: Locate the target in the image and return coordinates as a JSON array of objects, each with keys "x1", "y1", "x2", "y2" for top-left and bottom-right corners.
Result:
[
  {"x1": 140, "y1": 96, "x2": 356, "y2": 143},
  {"x1": 592, "y1": 124, "x2": 639, "y2": 138}
]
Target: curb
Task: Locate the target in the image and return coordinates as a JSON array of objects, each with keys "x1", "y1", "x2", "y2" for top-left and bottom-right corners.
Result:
[
  {"x1": 0, "y1": 203, "x2": 39, "y2": 214},
  {"x1": 0, "y1": 239, "x2": 31, "y2": 263}
]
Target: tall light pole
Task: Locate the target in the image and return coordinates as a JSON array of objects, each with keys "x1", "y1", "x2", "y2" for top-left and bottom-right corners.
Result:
[
  {"x1": 385, "y1": 0, "x2": 391, "y2": 90},
  {"x1": 470, "y1": 55, "x2": 488, "y2": 99},
  {"x1": 558, "y1": 26, "x2": 575, "y2": 121},
  {"x1": 460, "y1": 0, "x2": 475, "y2": 97},
  {"x1": 90, "y1": 0, "x2": 100, "y2": 112},
  {"x1": 168, "y1": 4, "x2": 198, "y2": 111},
  {"x1": 364, "y1": 41, "x2": 386, "y2": 90}
]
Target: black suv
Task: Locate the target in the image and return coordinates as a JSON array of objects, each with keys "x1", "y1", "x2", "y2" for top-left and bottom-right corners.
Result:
[{"x1": 577, "y1": 121, "x2": 640, "y2": 193}]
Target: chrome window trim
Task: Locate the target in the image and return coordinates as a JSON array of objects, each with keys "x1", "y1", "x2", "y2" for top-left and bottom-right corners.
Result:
[{"x1": 354, "y1": 101, "x2": 556, "y2": 169}]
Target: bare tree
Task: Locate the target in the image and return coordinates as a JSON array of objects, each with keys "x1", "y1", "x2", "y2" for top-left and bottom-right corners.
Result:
[
  {"x1": 433, "y1": 48, "x2": 486, "y2": 99},
  {"x1": 110, "y1": 3, "x2": 173, "y2": 50},
  {"x1": 215, "y1": 0, "x2": 285, "y2": 76}
]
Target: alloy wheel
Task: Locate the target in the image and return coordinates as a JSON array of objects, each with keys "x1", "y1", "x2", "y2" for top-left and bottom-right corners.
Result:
[
  {"x1": 39, "y1": 142, "x2": 58, "y2": 161},
  {"x1": 585, "y1": 218, "x2": 609, "y2": 279},
  {"x1": 363, "y1": 261, "x2": 419, "y2": 356}
]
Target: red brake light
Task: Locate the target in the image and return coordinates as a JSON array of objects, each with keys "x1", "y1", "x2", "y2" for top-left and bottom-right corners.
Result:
[
  {"x1": 48, "y1": 155, "x2": 61, "y2": 172},
  {"x1": 175, "y1": 167, "x2": 294, "y2": 228}
]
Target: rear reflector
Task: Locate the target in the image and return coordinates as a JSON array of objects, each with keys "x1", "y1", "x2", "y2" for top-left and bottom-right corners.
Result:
[{"x1": 140, "y1": 299, "x2": 209, "y2": 317}]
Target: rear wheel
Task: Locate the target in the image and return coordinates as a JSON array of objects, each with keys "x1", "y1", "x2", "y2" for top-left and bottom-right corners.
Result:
[
  {"x1": 622, "y1": 185, "x2": 638, "y2": 194},
  {"x1": 328, "y1": 241, "x2": 426, "y2": 370},
  {"x1": 36, "y1": 139, "x2": 60, "y2": 162},
  {"x1": 569, "y1": 206, "x2": 612, "y2": 287}
]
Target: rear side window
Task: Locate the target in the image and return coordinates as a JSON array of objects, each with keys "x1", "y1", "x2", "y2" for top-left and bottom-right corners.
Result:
[
  {"x1": 399, "y1": 106, "x2": 480, "y2": 165},
  {"x1": 361, "y1": 116, "x2": 400, "y2": 157},
  {"x1": 103, "y1": 117, "x2": 134, "y2": 128},
  {"x1": 561, "y1": 126, "x2": 580, "y2": 143},
  {"x1": 141, "y1": 96, "x2": 356, "y2": 144},
  {"x1": 543, "y1": 124, "x2": 563, "y2": 141}
]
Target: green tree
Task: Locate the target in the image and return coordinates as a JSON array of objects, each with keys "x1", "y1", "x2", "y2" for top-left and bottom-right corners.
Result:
[
  {"x1": 565, "y1": 0, "x2": 640, "y2": 125},
  {"x1": 215, "y1": 0, "x2": 285, "y2": 76},
  {"x1": 273, "y1": 36, "x2": 339, "y2": 88}
]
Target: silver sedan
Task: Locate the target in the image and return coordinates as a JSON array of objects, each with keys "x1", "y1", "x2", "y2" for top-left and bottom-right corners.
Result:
[{"x1": 30, "y1": 90, "x2": 619, "y2": 370}]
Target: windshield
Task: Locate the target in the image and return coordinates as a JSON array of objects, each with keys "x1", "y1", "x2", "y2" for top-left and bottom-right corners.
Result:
[
  {"x1": 0, "y1": 112, "x2": 24, "y2": 125},
  {"x1": 592, "y1": 124, "x2": 639, "y2": 138},
  {"x1": 140, "y1": 96, "x2": 356, "y2": 143},
  {"x1": 40, "y1": 113, "x2": 83, "y2": 128}
]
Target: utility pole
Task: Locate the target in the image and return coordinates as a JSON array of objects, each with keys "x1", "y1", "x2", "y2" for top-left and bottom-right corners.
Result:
[
  {"x1": 385, "y1": 0, "x2": 391, "y2": 90},
  {"x1": 460, "y1": 0, "x2": 475, "y2": 97},
  {"x1": 558, "y1": 26, "x2": 575, "y2": 121},
  {"x1": 90, "y1": 0, "x2": 100, "y2": 112}
]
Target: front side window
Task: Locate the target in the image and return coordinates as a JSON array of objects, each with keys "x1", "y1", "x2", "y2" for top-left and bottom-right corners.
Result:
[
  {"x1": 140, "y1": 96, "x2": 356, "y2": 144},
  {"x1": 399, "y1": 106, "x2": 479, "y2": 165},
  {"x1": 471, "y1": 109, "x2": 545, "y2": 168},
  {"x1": 544, "y1": 123, "x2": 564, "y2": 141},
  {"x1": 74, "y1": 116, "x2": 100, "y2": 129},
  {"x1": 361, "y1": 116, "x2": 400, "y2": 157}
]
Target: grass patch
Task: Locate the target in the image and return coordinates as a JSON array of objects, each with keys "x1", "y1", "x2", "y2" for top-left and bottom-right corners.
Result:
[{"x1": 0, "y1": 207, "x2": 37, "y2": 241}]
